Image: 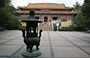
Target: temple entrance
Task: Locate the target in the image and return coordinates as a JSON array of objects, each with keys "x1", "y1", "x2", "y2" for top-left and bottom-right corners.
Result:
[
  {"x1": 44, "y1": 17, "x2": 48, "y2": 22},
  {"x1": 52, "y1": 17, "x2": 58, "y2": 23},
  {"x1": 52, "y1": 17, "x2": 57, "y2": 21}
]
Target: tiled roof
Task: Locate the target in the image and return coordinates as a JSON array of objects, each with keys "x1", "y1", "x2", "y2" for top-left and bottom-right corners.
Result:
[
  {"x1": 15, "y1": 10, "x2": 77, "y2": 14},
  {"x1": 18, "y1": 3, "x2": 74, "y2": 9}
]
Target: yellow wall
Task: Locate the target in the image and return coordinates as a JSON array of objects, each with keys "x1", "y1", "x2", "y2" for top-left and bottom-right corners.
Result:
[
  {"x1": 21, "y1": 21, "x2": 71, "y2": 27},
  {"x1": 21, "y1": 22, "x2": 26, "y2": 27},
  {"x1": 61, "y1": 21, "x2": 70, "y2": 27}
]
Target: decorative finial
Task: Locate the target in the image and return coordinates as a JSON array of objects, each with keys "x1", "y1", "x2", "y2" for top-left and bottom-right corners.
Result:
[{"x1": 30, "y1": 9, "x2": 35, "y2": 16}]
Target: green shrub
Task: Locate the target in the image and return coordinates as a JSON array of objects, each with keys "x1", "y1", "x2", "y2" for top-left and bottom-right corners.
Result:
[
  {"x1": 73, "y1": 27, "x2": 86, "y2": 31},
  {"x1": 19, "y1": 26, "x2": 26, "y2": 30},
  {"x1": 59, "y1": 27, "x2": 73, "y2": 31},
  {"x1": 53, "y1": 22, "x2": 73, "y2": 31},
  {"x1": 53, "y1": 24, "x2": 57, "y2": 31},
  {"x1": 61, "y1": 19, "x2": 67, "y2": 22},
  {"x1": 53, "y1": 23, "x2": 61, "y2": 31}
]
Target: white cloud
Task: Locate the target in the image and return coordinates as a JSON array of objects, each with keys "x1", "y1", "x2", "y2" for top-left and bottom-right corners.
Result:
[{"x1": 11, "y1": 0, "x2": 84, "y2": 8}]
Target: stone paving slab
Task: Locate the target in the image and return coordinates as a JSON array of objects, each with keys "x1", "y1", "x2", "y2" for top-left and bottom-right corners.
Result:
[
  {"x1": 4, "y1": 39, "x2": 24, "y2": 45},
  {"x1": 40, "y1": 41, "x2": 49, "y2": 46},
  {"x1": 53, "y1": 47, "x2": 90, "y2": 58},
  {"x1": 80, "y1": 47, "x2": 90, "y2": 54},
  {"x1": 0, "y1": 45, "x2": 21, "y2": 56},
  {"x1": 0, "y1": 30, "x2": 90, "y2": 58},
  {"x1": 40, "y1": 47, "x2": 51, "y2": 58},
  {"x1": 73, "y1": 41, "x2": 90, "y2": 46},
  {"x1": 0, "y1": 40, "x2": 8, "y2": 44},
  {"x1": 51, "y1": 41, "x2": 74, "y2": 46}
]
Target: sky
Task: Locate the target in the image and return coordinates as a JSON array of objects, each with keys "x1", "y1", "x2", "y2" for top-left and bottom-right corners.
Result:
[{"x1": 11, "y1": 0, "x2": 84, "y2": 8}]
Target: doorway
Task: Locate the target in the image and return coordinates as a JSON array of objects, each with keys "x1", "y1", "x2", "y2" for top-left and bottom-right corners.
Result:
[
  {"x1": 44, "y1": 17, "x2": 48, "y2": 22},
  {"x1": 52, "y1": 17, "x2": 57, "y2": 21}
]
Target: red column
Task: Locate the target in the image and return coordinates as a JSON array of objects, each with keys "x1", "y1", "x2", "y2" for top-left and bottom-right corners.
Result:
[
  {"x1": 41, "y1": 16, "x2": 44, "y2": 22},
  {"x1": 67, "y1": 16, "x2": 72, "y2": 21},
  {"x1": 60, "y1": 16, "x2": 66, "y2": 20},
  {"x1": 48, "y1": 16, "x2": 50, "y2": 22}
]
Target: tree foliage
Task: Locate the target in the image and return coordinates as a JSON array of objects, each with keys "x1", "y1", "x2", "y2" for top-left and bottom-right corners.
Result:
[
  {"x1": 0, "y1": 0, "x2": 20, "y2": 29},
  {"x1": 81, "y1": 0, "x2": 90, "y2": 29},
  {"x1": 72, "y1": 1, "x2": 90, "y2": 31},
  {"x1": 74, "y1": 1, "x2": 81, "y2": 10},
  {"x1": 0, "y1": 0, "x2": 10, "y2": 7}
]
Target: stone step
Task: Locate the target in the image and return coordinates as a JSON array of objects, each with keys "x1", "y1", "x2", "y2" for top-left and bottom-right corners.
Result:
[{"x1": 38, "y1": 23, "x2": 52, "y2": 31}]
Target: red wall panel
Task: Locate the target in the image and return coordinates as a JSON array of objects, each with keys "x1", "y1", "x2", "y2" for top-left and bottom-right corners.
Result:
[{"x1": 67, "y1": 16, "x2": 72, "y2": 21}]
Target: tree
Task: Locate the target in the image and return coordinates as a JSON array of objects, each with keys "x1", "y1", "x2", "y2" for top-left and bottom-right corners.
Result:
[
  {"x1": 72, "y1": 2, "x2": 86, "y2": 31},
  {"x1": 72, "y1": 1, "x2": 90, "y2": 31},
  {"x1": 0, "y1": 0, "x2": 10, "y2": 7},
  {"x1": 81, "y1": 0, "x2": 90, "y2": 29},
  {"x1": 72, "y1": 13, "x2": 86, "y2": 31},
  {"x1": 74, "y1": 1, "x2": 81, "y2": 11},
  {"x1": 0, "y1": 0, "x2": 20, "y2": 29}
]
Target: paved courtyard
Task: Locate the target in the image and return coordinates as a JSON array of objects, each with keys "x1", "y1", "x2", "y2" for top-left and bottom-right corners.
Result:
[{"x1": 0, "y1": 30, "x2": 90, "y2": 58}]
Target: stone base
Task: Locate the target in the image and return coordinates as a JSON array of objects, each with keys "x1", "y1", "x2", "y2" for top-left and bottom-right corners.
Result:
[{"x1": 22, "y1": 49, "x2": 42, "y2": 58}]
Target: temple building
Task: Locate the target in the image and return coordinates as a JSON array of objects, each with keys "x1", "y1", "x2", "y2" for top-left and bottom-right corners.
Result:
[{"x1": 15, "y1": 3, "x2": 77, "y2": 30}]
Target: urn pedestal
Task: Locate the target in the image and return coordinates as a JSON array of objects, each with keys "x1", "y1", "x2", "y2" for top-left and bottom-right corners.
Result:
[{"x1": 22, "y1": 49, "x2": 42, "y2": 58}]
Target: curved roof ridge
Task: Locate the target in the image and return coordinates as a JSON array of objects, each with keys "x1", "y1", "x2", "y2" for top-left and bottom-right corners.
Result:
[
  {"x1": 18, "y1": 3, "x2": 75, "y2": 9},
  {"x1": 27, "y1": 3, "x2": 65, "y2": 4},
  {"x1": 26, "y1": 3, "x2": 66, "y2": 8}
]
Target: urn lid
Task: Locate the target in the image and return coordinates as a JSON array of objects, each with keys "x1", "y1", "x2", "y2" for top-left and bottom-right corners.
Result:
[{"x1": 22, "y1": 10, "x2": 42, "y2": 23}]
